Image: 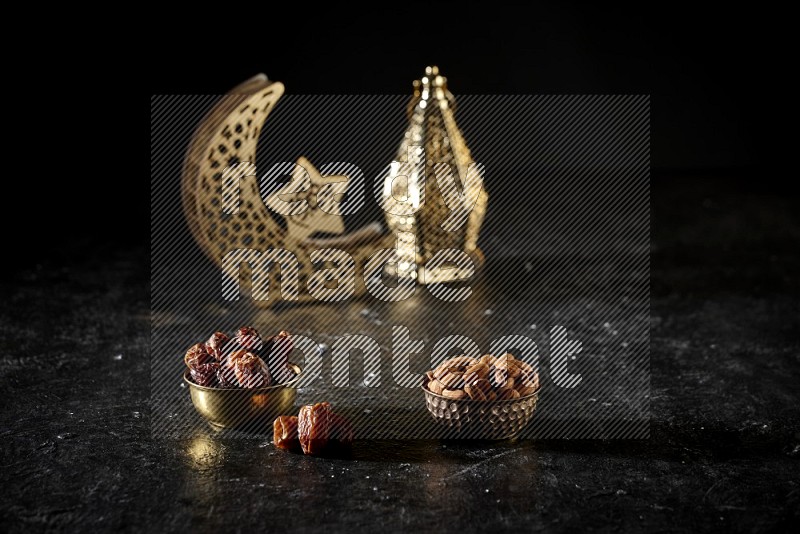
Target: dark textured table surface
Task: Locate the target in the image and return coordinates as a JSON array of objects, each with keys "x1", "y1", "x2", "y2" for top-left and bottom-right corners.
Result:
[{"x1": 1, "y1": 175, "x2": 798, "y2": 532}]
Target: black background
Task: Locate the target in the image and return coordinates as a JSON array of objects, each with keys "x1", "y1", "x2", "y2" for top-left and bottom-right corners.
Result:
[
  {"x1": 147, "y1": 5, "x2": 764, "y2": 172},
  {"x1": 45, "y1": 5, "x2": 779, "y2": 274},
  {"x1": 10, "y1": 7, "x2": 782, "y2": 270}
]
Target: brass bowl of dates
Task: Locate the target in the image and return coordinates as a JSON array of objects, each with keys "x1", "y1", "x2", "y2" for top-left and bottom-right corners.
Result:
[
  {"x1": 184, "y1": 363, "x2": 302, "y2": 429},
  {"x1": 422, "y1": 354, "x2": 540, "y2": 439},
  {"x1": 183, "y1": 327, "x2": 304, "y2": 429}
]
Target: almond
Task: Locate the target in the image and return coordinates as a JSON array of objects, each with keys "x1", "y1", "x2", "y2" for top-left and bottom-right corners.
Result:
[
  {"x1": 518, "y1": 371, "x2": 539, "y2": 393},
  {"x1": 464, "y1": 384, "x2": 488, "y2": 401},
  {"x1": 494, "y1": 369, "x2": 515, "y2": 390},
  {"x1": 432, "y1": 365, "x2": 449, "y2": 379},
  {"x1": 473, "y1": 378, "x2": 492, "y2": 394},
  {"x1": 479, "y1": 354, "x2": 496, "y2": 367},
  {"x1": 441, "y1": 355, "x2": 476, "y2": 369},
  {"x1": 439, "y1": 370, "x2": 465, "y2": 389},
  {"x1": 515, "y1": 360, "x2": 534, "y2": 374},
  {"x1": 463, "y1": 371, "x2": 480, "y2": 386},
  {"x1": 442, "y1": 388, "x2": 467, "y2": 400},
  {"x1": 465, "y1": 361, "x2": 490, "y2": 379},
  {"x1": 495, "y1": 355, "x2": 522, "y2": 377},
  {"x1": 427, "y1": 379, "x2": 445, "y2": 395}
]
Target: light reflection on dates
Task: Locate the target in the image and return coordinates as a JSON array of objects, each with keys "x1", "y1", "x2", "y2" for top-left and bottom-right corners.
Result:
[
  {"x1": 190, "y1": 362, "x2": 219, "y2": 387},
  {"x1": 273, "y1": 415, "x2": 299, "y2": 451},
  {"x1": 205, "y1": 331, "x2": 230, "y2": 361},
  {"x1": 278, "y1": 404, "x2": 353, "y2": 455},
  {"x1": 233, "y1": 351, "x2": 272, "y2": 388},
  {"x1": 298, "y1": 402, "x2": 332, "y2": 455},
  {"x1": 184, "y1": 343, "x2": 214, "y2": 370}
]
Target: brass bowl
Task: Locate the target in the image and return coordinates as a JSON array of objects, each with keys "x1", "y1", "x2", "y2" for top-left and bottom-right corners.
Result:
[
  {"x1": 422, "y1": 382, "x2": 539, "y2": 439},
  {"x1": 184, "y1": 363, "x2": 302, "y2": 429}
]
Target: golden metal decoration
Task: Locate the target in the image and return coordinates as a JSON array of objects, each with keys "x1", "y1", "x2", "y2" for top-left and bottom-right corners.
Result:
[
  {"x1": 182, "y1": 69, "x2": 487, "y2": 304},
  {"x1": 382, "y1": 66, "x2": 488, "y2": 283},
  {"x1": 181, "y1": 74, "x2": 392, "y2": 305},
  {"x1": 184, "y1": 363, "x2": 302, "y2": 428}
]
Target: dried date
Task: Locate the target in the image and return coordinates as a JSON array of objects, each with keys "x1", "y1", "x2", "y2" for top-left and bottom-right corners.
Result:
[
  {"x1": 264, "y1": 330, "x2": 293, "y2": 383},
  {"x1": 233, "y1": 351, "x2": 272, "y2": 388},
  {"x1": 216, "y1": 349, "x2": 245, "y2": 388},
  {"x1": 235, "y1": 326, "x2": 263, "y2": 351},
  {"x1": 273, "y1": 415, "x2": 300, "y2": 450},
  {"x1": 298, "y1": 402, "x2": 332, "y2": 455},
  {"x1": 184, "y1": 343, "x2": 214, "y2": 370},
  {"x1": 205, "y1": 331, "x2": 230, "y2": 361},
  {"x1": 184, "y1": 327, "x2": 296, "y2": 389},
  {"x1": 190, "y1": 362, "x2": 220, "y2": 387},
  {"x1": 216, "y1": 367, "x2": 237, "y2": 388}
]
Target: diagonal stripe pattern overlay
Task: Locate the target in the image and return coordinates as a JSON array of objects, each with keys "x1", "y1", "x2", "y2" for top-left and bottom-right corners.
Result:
[{"x1": 151, "y1": 94, "x2": 650, "y2": 440}]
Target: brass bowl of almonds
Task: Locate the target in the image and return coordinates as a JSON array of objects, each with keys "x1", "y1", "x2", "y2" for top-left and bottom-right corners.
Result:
[{"x1": 422, "y1": 354, "x2": 540, "y2": 439}]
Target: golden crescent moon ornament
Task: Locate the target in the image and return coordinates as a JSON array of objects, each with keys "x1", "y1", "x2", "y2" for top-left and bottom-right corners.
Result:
[{"x1": 181, "y1": 74, "x2": 390, "y2": 305}]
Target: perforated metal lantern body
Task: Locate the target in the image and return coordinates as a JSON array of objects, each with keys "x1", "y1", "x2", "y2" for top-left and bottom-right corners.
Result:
[{"x1": 382, "y1": 66, "x2": 488, "y2": 283}]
